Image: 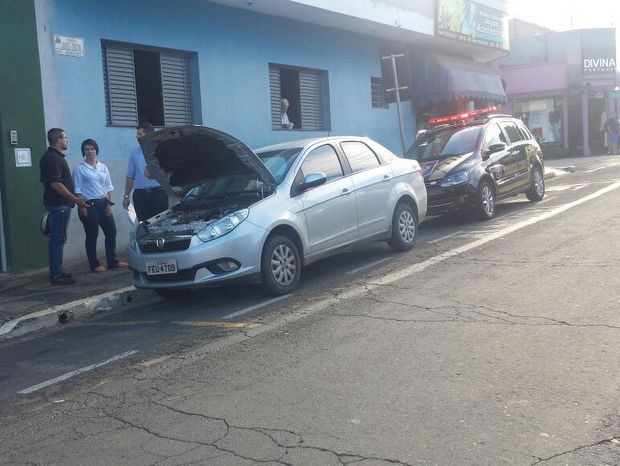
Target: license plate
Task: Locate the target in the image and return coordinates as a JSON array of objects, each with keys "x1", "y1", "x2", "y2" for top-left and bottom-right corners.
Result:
[{"x1": 145, "y1": 259, "x2": 178, "y2": 276}]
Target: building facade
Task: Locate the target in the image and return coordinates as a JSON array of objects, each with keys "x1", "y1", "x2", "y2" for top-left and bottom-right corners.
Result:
[
  {"x1": 500, "y1": 26, "x2": 618, "y2": 157},
  {"x1": 0, "y1": 0, "x2": 508, "y2": 272}
]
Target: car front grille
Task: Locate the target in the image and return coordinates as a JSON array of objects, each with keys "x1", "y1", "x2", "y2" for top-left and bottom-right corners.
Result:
[{"x1": 139, "y1": 235, "x2": 191, "y2": 253}]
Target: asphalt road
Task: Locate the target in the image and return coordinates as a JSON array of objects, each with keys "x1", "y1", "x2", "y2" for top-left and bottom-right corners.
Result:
[{"x1": 1, "y1": 156, "x2": 620, "y2": 465}]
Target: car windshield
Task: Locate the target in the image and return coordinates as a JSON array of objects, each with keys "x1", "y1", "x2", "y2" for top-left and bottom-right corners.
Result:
[
  {"x1": 407, "y1": 126, "x2": 482, "y2": 161},
  {"x1": 256, "y1": 147, "x2": 303, "y2": 184},
  {"x1": 181, "y1": 174, "x2": 273, "y2": 204}
]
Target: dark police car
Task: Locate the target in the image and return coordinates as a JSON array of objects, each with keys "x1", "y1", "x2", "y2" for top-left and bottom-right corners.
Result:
[{"x1": 405, "y1": 107, "x2": 545, "y2": 220}]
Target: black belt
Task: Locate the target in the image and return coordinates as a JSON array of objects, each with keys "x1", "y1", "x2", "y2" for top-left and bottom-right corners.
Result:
[
  {"x1": 86, "y1": 198, "x2": 113, "y2": 206},
  {"x1": 135, "y1": 187, "x2": 163, "y2": 194}
]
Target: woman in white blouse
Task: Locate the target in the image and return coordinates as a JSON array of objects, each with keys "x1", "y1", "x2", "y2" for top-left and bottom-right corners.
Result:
[{"x1": 72, "y1": 139, "x2": 127, "y2": 272}]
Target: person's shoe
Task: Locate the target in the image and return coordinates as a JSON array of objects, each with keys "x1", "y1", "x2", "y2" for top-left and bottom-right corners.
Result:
[
  {"x1": 92, "y1": 265, "x2": 107, "y2": 273},
  {"x1": 50, "y1": 275, "x2": 77, "y2": 285},
  {"x1": 109, "y1": 261, "x2": 128, "y2": 269}
]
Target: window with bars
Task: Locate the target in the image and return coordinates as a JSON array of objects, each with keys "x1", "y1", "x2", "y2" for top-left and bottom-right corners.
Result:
[
  {"x1": 102, "y1": 41, "x2": 196, "y2": 127},
  {"x1": 269, "y1": 64, "x2": 329, "y2": 131},
  {"x1": 371, "y1": 77, "x2": 388, "y2": 108}
]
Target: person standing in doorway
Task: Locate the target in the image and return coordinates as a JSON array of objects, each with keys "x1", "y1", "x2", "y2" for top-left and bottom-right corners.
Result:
[
  {"x1": 122, "y1": 122, "x2": 168, "y2": 222},
  {"x1": 73, "y1": 138, "x2": 128, "y2": 273},
  {"x1": 39, "y1": 128, "x2": 88, "y2": 285}
]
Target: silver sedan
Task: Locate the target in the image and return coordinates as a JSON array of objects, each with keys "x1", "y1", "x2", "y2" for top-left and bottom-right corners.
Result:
[{"x1": 127, "y1": 126, "x2": 427, "y2": 299}]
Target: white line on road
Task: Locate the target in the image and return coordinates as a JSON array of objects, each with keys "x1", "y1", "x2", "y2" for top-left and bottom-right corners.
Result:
[
  {"x1": 222, "y1": 296, "x2": 290, "y2": 320},
  {"x1": 345, "y1": 257, "x2": 392, "y2": 275},
  {"x1": 426, "y1": 230, "x2": 465, "y2": 244},
  {"x1": 178, "y1": 182, "x2": 620, "y2": 363},
  {"x1": 18, "y1": 350, "x2": 139, "y2": 394}
]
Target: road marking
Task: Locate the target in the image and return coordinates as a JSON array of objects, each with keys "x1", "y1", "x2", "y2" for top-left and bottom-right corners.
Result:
[
  {"x1": 138, "y1": 355, "x2": 172, "y2": 367},
  {"x1": 172, "y1": 321, "x2": 258, "y2": 329},
  {"x1": 362, "y1": 181, "x2": 620, "y2": 290},
  {"x1": 572, "y1": 184, "x2": 586, "y2": 191},
  {"x1": 170, "y1": 182, "x2": 620, "y2": 363},
  {"x1": 18, "y1": 350, "x2": 139, "y2": 394},
  {"x1": 546, "y1": 185, "x2": 577, "y2": 192},
  {"x1": 345, "y1": 257, "x2": 392, "y2": 275},
  {"x1": 222, "y1": 295, "x2": 290, "y2": 320},
  {"x1": 427, "y1": 230, "x2": 465, "y2": 244}
]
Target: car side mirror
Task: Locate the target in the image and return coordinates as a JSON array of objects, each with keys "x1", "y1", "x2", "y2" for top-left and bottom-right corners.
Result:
[
  {"x1": 484, "y1": 142, "x2": 506, "y2": 159},
  {"x1": 301, "y1": 172, "x2": 327, "y2": 191}
]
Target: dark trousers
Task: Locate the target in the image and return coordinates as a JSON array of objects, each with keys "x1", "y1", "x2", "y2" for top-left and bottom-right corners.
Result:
[
  {"x1": 78, "y1": 199, "x2": 119, "y2": 270},
  {"x1": 133, "y1": 188, "x2": 168, "y2": 222},
  {"x1": 45, "y1": 204, "x2": 72, "y2": 279}
]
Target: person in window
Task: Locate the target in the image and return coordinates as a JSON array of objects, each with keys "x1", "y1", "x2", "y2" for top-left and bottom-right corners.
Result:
[
  {"x1": 281, "y1": 98, "x2": 294, "y2": 129},
  {"x1": 39, "y1": 128, "x2": 89, "y2": 285},
  {"x1": 122, "y1": 122, "x2": 168, "y2": 221},
  {"x1": 73, "y1": 139, "x2": 128, "y2": 273}
]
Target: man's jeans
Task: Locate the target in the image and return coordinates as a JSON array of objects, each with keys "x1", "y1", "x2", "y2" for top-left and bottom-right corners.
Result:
[{"x1": 46, "y1": 205, "x2": 72, "y2": 279}]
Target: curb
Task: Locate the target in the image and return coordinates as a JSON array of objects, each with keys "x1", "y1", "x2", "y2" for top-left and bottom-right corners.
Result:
[{"x1": 0, "y1": 286, "x2": 156, "y2": 340}]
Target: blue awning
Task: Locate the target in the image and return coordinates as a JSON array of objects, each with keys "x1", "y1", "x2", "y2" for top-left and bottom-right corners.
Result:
[{"x1": 410, "y1": 54, "x2": 507, "y2": 107}]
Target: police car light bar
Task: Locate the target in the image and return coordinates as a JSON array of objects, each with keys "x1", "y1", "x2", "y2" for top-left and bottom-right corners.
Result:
[{"x1": 427, "y1": 106, "x2": 497, "y2": 126}]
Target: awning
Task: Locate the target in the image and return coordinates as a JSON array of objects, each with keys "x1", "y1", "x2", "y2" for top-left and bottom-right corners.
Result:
[{"x1": 410, "y1": 54, "x2": 507, "y2": 107}]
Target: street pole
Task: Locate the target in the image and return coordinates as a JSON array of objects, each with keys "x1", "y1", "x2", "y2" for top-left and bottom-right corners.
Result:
[{"x1": 382, "y1": 53, "x2": 408, "y2": 155}]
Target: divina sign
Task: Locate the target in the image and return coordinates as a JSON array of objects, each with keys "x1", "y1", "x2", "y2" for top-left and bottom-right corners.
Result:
[{"x1": 583, "y1": 57, "x2": 617, "y2": 74}]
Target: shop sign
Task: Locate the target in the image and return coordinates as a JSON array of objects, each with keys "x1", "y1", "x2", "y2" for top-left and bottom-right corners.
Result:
[
  {"x1": 583, "y1": 57, "x2": 616, "y2": 74},
  {"x1": 581, "y1": 29, "x2": 616, "y2": 77},
  {"x1": 436, "y1": 0, "x2": 509, "y2": 51},
  {"x1": 54, "y1": 35, "x2": 85, "y2": 57}
]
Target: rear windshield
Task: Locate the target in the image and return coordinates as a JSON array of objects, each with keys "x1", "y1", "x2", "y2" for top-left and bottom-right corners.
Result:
[
  {"x1": 256, "y1": 147, "x2": 303, "y2": 184},
  {"x1": 407, "y1": 126, "x2": 482, "y2": 161}
]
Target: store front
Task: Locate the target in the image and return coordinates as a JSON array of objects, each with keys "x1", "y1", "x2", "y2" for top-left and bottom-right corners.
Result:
[{"x1": 501, "y1": 27, "x2": 617, "y2": 156}]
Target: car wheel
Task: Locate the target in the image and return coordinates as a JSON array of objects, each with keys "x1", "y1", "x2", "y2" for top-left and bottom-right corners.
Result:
[
  {"x1": 475, "y1": 181, "x2": 495, "y2": 220},
  {"x1": 154, "y1": 288, "x2": 192, "y2": 301},
  {"x1": 526, "y1": 166, "x2": 545, "y2": 202},
  {"x1": 261, "y1": 235, "x2": 301, "y2": 296},
  {"x1": 387, "y1": 202, "x2": 418, "y2": 252}
]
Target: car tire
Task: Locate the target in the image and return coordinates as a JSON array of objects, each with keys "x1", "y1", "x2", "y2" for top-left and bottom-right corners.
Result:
[
  {"x1": 387, "y1": 202, "x2": 418, "y2": 252},
  {"x1": 154, "y1": 288, "x2": 192, "y2": 301},
  {"x1": 261, "y1": 235, "x2": 301, "y2": 296},
  {"x1": 526, "y1": 166, "x2": 545, "y2": 202},
  {"x1": 475, "y1": 181, "x2": 495, "y2": 220}
]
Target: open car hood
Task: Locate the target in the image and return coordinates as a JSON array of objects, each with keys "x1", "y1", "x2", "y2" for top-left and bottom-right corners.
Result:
[{"x1": 139, "y1": 125, "x2": 277, "y2": 198}]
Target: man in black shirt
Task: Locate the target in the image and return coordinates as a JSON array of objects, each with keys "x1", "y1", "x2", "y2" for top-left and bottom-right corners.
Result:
[{"x1": 40, "y1": 128, "x2": 88, "y2": 285}]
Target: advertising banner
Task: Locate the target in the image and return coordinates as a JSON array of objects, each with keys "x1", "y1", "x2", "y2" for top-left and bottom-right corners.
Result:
[{"x1": 436, "y1": 0, "x2": 509, "y2": 51}]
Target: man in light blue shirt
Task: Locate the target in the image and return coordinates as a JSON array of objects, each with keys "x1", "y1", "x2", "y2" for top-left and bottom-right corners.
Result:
[{"x1": 122, "y1": 122, "x2": 168, "y2": 221}]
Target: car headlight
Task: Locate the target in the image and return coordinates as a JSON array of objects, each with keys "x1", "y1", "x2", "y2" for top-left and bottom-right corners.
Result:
[
  {"x1": 197, "y1": 209, "x2": 249, "y2": 243},
  {"x1": 441, "y1": 170, "x2": 469, "y2": 187}
]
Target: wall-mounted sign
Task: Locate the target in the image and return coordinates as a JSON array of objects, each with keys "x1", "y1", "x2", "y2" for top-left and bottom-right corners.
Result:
[
  {"x1": 15, "y1": 148, "x2": 32, "y2": 168},
  {"x1": 581, "y1": 28, "x2": 616, "y2": 78},
  {"x1": 53, "y1": 35, "x2": 85, "y2": 57},
  {"x1": 436, "y1": 0, "x2": 509, "y2": 51},
  {"x1": 583, "y1": 56, "x2": 616, "y2": 74}
]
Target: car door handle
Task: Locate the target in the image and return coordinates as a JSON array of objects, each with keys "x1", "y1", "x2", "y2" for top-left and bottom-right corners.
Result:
[
  {"x1": 341, "y1": 188, "x2": 350, "y2": 194},
  {"x1": 382, "y1": 175, "x2": 391, "y2": 182}
]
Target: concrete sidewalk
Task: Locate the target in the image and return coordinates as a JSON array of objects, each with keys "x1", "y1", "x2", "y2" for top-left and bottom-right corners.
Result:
[
  {"x1": 0, "y1": 165, "x2": 568, "y2": 341},
  {"x1": 0, "y1": 261, "x2": 155, "y2": 340}
]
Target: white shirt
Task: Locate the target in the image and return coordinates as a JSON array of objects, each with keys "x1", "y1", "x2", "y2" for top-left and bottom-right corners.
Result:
[
  {"x1": 281, "y1": 112, "x2": 294, "y2": 129},
  {"x1": 72, "y1": 159, "x2": 114, "y2": 200}
]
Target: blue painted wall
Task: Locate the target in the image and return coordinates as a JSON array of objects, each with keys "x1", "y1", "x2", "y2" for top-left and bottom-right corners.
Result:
[
  {"x1": 43, "y1": 0, "x2": 416, "y2": 264},
  {"x1": 49, "y1": 0, "x2": 415, "y2": 162}
]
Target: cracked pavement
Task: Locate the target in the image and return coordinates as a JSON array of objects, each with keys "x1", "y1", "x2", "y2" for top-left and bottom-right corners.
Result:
[{"x1": 1, "y1": 168, "x2": 620, "y2": 464}]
